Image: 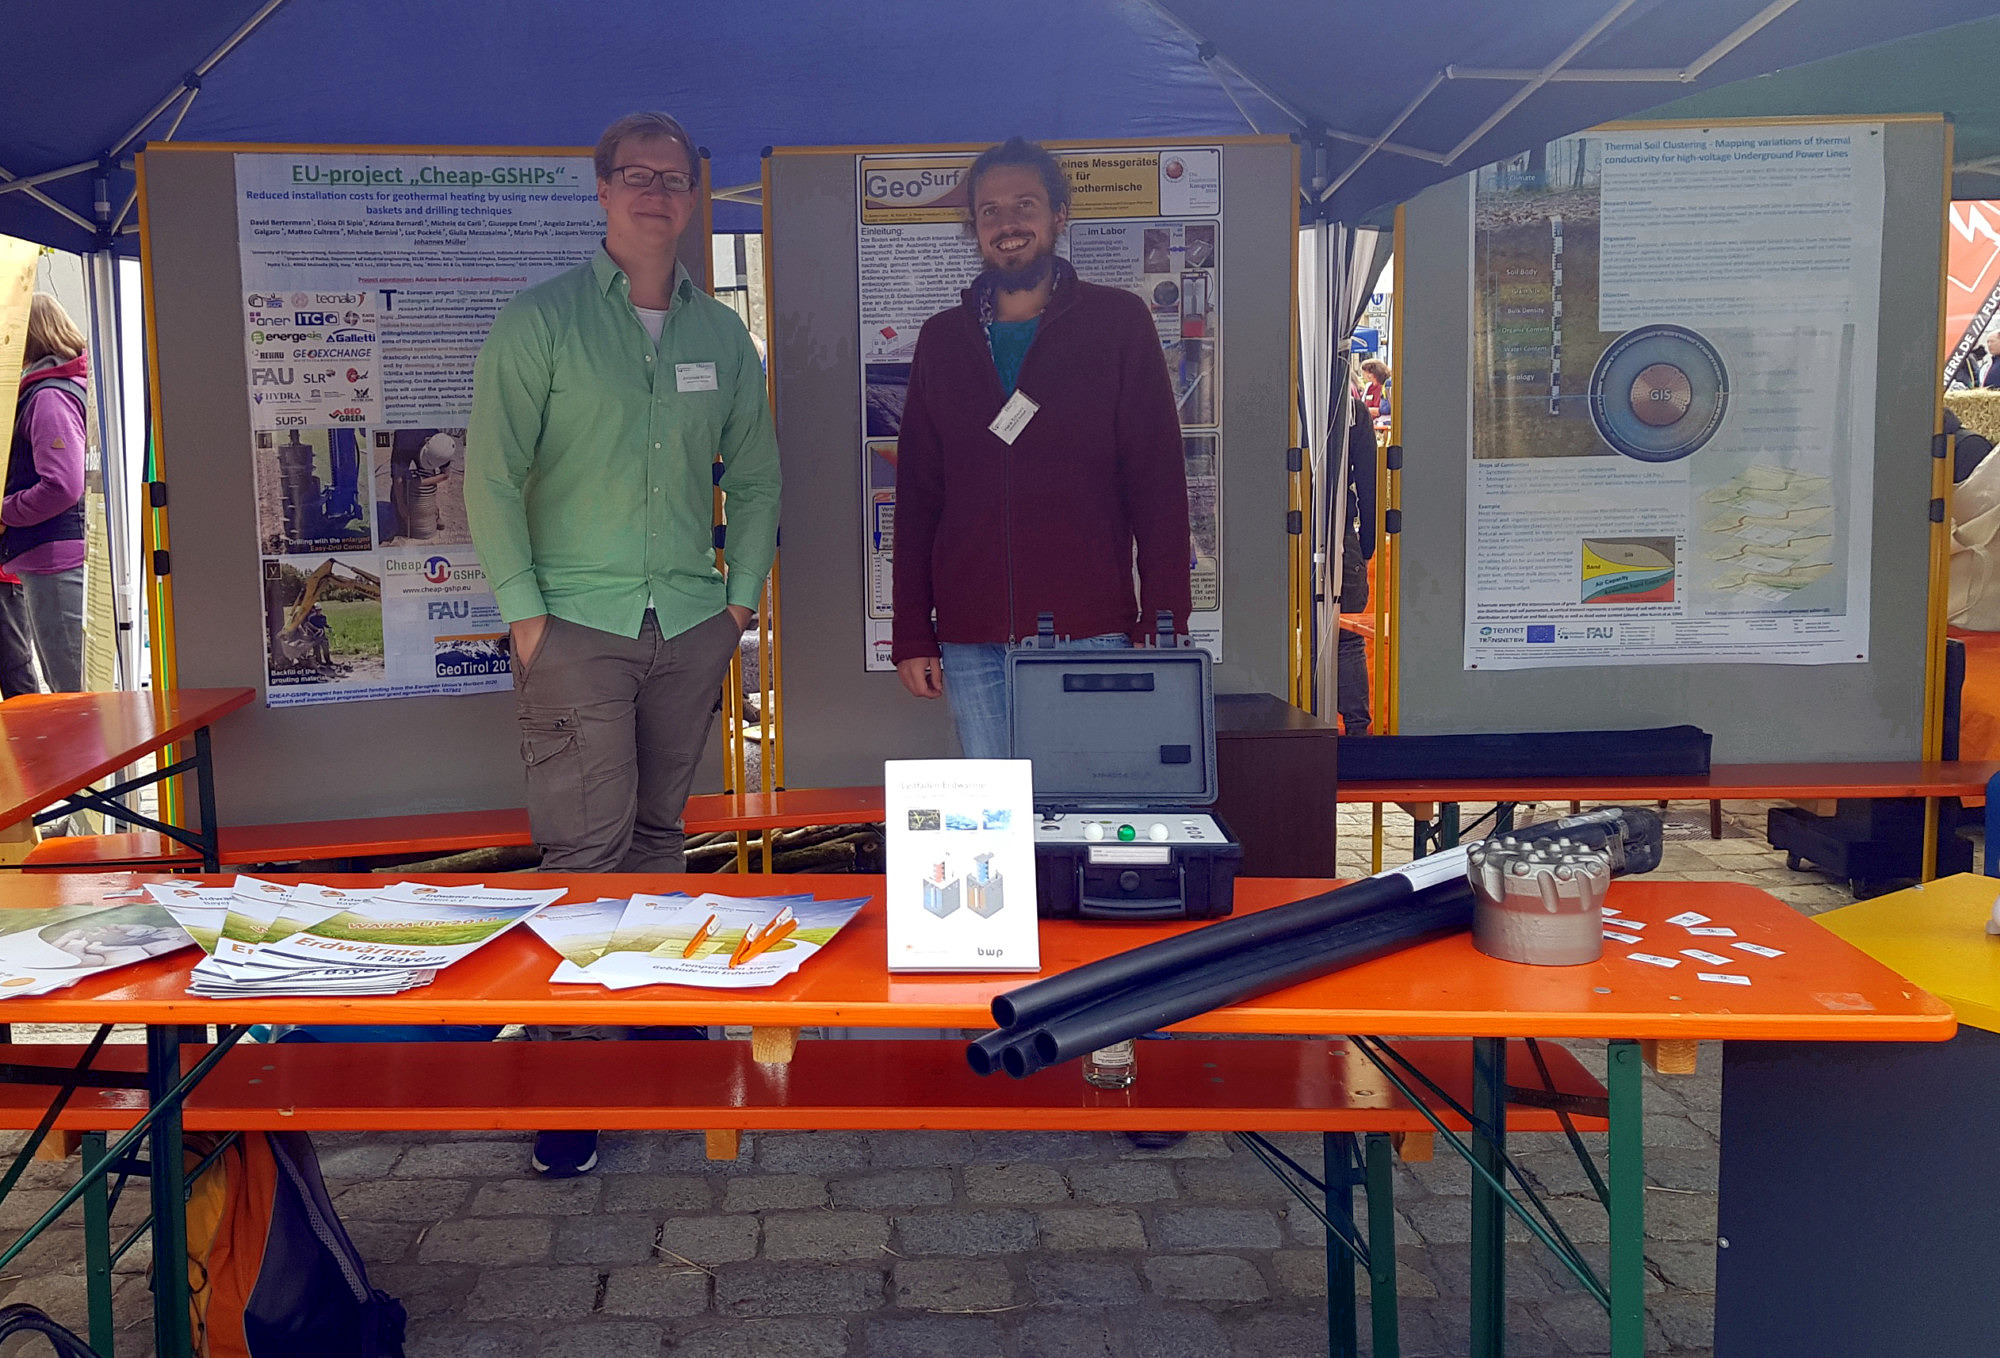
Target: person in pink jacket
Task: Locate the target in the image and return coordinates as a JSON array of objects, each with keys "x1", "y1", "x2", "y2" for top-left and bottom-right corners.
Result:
[{"x1": 7, "y1": 295, "x2": 90, "y2": 693}]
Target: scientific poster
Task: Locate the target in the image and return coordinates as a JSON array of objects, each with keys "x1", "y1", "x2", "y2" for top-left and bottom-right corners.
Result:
[
  {"x1": 1466, "y1": 123, "x2": 1884, "y2": 669},
  {"x1": 855, "y1": 146, "x2": 1224, "y2": 670},
  {"x1": 234, "y1": 151, "x2": 603, "y2": 705}
]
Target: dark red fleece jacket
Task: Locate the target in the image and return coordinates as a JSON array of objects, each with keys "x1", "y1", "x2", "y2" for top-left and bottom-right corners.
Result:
[{"x1": 890, "y1": 260, "x2": 1192, "y2": 662}]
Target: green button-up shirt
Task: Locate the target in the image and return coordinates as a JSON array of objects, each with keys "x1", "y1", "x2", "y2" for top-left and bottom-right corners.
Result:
[{"x1": 466, "y1": 248, "x2": 781, "y2": 639}]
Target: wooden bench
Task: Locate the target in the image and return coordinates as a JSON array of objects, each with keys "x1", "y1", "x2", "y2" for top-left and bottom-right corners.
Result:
[{"x1": 17, "y1": 785, "x2": 892, "y2": 872}]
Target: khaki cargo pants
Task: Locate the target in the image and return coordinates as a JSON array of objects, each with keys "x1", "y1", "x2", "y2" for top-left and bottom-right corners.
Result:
[{"x1": 511, "y1": 608, "x2": 740, "y2": 874}]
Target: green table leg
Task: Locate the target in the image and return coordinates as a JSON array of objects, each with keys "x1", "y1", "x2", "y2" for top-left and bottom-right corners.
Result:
[
  {"x1": 147, "y1": 1025, "x2": 191, "y2": 1358},
  {"x1": 1365, "y1": 1132, "x2": 1401, "y2": 1358},
  {"x1": 1469, "y1": 1036, "x2": 1506, "y2": 1358},
  {"x1": 1607, "y1": 1040, "x2": 1645, "y2": 1358},
  {"x1": 1325, "y1": 1132, "x2": 1359, "y2": 1358},
  {"x1": 1438, "y1": 803, "x2": 1462, "y2": 850},
  {"x1": 1495, "y1": 802, "x2": 1515, "y2": 833},
  {"x1": 81, "y1": 1130, "x2": 113, "y2": 1358}
]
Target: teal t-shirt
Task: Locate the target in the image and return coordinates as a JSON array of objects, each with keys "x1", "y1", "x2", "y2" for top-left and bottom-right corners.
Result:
[{"x1": 986, "y1": 317, "x2": 1040, "y2": 396}]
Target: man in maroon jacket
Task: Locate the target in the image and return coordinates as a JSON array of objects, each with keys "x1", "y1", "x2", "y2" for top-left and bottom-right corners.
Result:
[{"x1": 891, "y1": 137, "x2": 1192, "y2": 756}]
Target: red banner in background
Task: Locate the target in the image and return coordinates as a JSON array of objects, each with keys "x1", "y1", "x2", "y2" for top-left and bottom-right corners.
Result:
[{"x1": 1946, "y1": 201, "x2": 2000, "y2": 385}]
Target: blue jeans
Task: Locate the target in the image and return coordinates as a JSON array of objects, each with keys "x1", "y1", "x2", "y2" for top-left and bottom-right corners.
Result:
[{"x1": 939, "y1": 633, "x2": 1132, "y2": 758}]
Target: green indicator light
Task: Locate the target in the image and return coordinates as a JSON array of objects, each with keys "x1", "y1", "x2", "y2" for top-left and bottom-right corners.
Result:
[{"x1": 1118, "y1": 824, "x2": 1136, "y2": 842}]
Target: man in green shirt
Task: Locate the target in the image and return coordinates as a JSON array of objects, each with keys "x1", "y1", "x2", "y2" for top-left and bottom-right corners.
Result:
[
  {"x1": 469, "y1": 108, "x2": 778, "y2": 876},
  {"x1": 468, "y1": 110, "x2": 780, "y2": 1177}
]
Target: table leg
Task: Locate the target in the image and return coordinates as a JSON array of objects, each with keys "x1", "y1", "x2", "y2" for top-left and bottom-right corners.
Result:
[
  {"x1": 147, "y1": 1025, "x2": 191, "y2": 1358},
  {"x1": 1469, "y1": 1036, "x2": 1506, "y2": 1358},
  {"x1": 192, "y1": 725, "x2": 219, "y2": 873},
  {"x1": 1495, "y1": 802, "x2": 1515, "y2": 834},
  {"x1": 1365, "y1": 1131, "x2": 1401, "y2": 1358},
  {"x1": 81, "y1": 1130, "x2": 113, "y2": 1358},
  {"x1": 1325, "y1": 1132, "x2": 1358, "y2": 1358},
  {"x1": 1607, "y1": 1040, "x2": 1645, "y2": 1358},
  {"x1": 1438, "y1": 804, "x2": 1462, "y2": 851}
]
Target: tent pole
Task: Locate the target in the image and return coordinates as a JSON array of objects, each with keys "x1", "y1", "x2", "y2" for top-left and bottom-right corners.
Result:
[
  {"x1": 85, "y1": 255, "x2": 141, "y2": 692},
  {"x1": 104, "y1": 0, "x2": 293, "y2": 161}
]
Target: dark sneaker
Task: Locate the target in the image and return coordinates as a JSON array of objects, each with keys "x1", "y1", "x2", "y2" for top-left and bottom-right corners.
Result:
[
  {"x1": 532, "y1": 1129, "x2": 599, "y2": 1178},
  {"x1": 1122, "y1": 1131, "x2": 1189, "y2": 1151}
]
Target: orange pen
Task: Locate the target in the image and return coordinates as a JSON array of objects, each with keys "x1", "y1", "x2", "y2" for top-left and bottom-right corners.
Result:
[
  {"x1": 681, "y1": 914, "x2": 718, "y2": 959},
  {"x1": 728, "y1": 906, "x2": 796, "y2": 968}
]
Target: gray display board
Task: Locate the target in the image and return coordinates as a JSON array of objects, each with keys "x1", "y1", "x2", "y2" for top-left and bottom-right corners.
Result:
[
  {"x1": 1394, "y1": 119, "x2": 1946, "y2": 761},
  {"x1": 767, "y1": 139, "x2": 1298, "y2": 788},
  {"x1": 140, "y1": 146, "x2": 713, "y2": 823}
]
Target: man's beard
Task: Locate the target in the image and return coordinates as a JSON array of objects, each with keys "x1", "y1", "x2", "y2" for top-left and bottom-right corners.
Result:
[{"x1": 984, "y1": 242, "x2": 1056, "y2": 293}]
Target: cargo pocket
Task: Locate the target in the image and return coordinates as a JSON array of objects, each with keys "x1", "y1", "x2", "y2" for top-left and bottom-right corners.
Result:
[{"x1": 518, "y1": 705, "x2": 586, "y2": 851}]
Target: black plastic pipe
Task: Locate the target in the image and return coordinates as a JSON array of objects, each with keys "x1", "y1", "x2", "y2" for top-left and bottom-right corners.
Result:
[
  {"x1": 1008, "y1": 882, "x2": 1476, "y2": 1078},
  {"x1": 965, "y1": 1028, "x2": 1039, "y2": 1078},
  {"x1": 990, "y1": 806, "x2": 1661, "y2": 1035}
]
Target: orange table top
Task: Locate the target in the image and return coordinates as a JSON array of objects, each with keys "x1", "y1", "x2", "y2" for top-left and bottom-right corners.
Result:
[
  {"x1": 1338, "y1": 760, "x2": 2000, "y2": 804},
  {"x1": 0, "y1": 688, "x2": 253, "y2": 824},
  {"x1": 0, "y1": 872, "x2": 1953, "y2": 1041}
]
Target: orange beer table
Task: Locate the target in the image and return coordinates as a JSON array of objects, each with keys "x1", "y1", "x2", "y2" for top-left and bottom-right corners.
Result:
[
  {"x1": 0, "y1": 688, "x2": 254, "y2": 871},
  {"x1": 0, "y1": 871, "x2": 1952, "y2": 1358}
]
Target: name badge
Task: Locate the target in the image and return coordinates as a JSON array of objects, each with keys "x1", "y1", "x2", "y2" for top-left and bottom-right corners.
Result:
[
  {"x1": 675, "y1": 361, "x2": 719, "y2": 392},
  {"x1": 988, "y1": 389, "x2": 1040, "y2": 445}
]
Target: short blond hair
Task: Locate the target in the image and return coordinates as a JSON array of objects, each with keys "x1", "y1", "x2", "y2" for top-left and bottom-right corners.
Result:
[
  {"x1": 593, "y1": 112, "x2": 698, "y2": 183},
  {"x1": 24, "y1": 294, "x2": 85, "y2": 366}
]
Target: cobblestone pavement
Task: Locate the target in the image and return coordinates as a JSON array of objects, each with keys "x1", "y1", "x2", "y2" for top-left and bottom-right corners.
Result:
[{"x1": 0, "y1": 802, "x2": 1862, "y2": 1357}]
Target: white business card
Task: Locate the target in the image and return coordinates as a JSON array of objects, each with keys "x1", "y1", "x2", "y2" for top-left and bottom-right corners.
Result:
[
  {"x1": 1686, "y1": 926, "x2": 1737, "y2": 937},
  {"x1": 1666, "y1": 911, "x2": 1711, "y2": 927},
  {"x1": 1697, "y1": 972, "x2": 1751, "y2": 986},
  {"x1": 1732, "y1": 942, "x2": 1785, "y2": 959},
  {"x1": 1681, "y1": 949, "x2": 1732, "y2": 966},
  {"x1": 1628, "y1": 952, "x2": 1682, "y2": 969},
  {"x1": 1603, "y1": 930, "x2": 1642, "y2": 944}
]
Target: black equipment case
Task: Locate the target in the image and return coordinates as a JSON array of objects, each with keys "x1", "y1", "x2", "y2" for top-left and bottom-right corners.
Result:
[{"x1": 1009, "y1": 614, "x2": 1242, "y2": 921}]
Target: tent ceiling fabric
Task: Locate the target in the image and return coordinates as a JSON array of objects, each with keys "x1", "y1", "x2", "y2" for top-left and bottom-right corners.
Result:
[{"x1": 4, "y1": 0, "x2": 1998, "y2": 253}]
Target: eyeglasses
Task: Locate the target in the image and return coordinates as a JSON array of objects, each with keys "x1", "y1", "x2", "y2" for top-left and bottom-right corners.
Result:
[{"x1": 611, "y1": 166, "x2": 696, "y2": 194}]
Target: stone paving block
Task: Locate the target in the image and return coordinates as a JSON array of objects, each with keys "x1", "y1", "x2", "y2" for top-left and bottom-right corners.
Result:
[
  {"x1": 761, "y1": 1210, "x2": 890, "y2": 1261},
  {"x1": 660, "y1": 1213, "x2": 760, "y2": 1265},
  {"x1": 419, "y1": 1215, "x2": 552, "y2": 1265},
  {"x1": 1643, "y1": 1112, "x2": 1718, "y2": 1151},
  {"x1": 1271, "y1": 1247, "x2": 1330, "y2": 1297},
  {"x1": 461, "y1": 1264, "x2": 600, "y2": 1321},
  {"x1": 721, "y1": 1174, "x2": 826, "y2": 1212},
  {"x1": 1650, "y1": 1286, "x2": 1720, "y2": 1349},
  {"x1": 666, "y1": 1317, "x2": 850, "y2": 1358},
  {"x1": 392, "y1": 1140, "x2": 527, "y2": 1178},
  {"x1": 964, "y1": 1162, "x2": 1070, "y2": 1204},
  {"x1": 604, "y1": 1172, "x2": 715, "y2": 1214},
  {"x1": 657, "y1": 1131, "x2": 746, "y2": 1170},
  {"x1": 471, "y1": 1176, "x2": 602, "y2": 1216},
  {"x1": 600, "y1": 1263, "x2": 712, "y2": 1318},
  {"x1": 1540, "y1": 1242, "x2": 1663, "y2": 1295},
  {"x1": 1226, "y1": 1311, "x2": 1334, "y2": 1358},
  {"x1": 594, "y1": 1134, "x2": 657, "y2": 1174},
  {"x1": 895, "y1": 1209, "x2": 1037, "y2": 1256},
  {"x1": 1066, "y1": 1160, "x2": 1176, "y2": 1204},
  {"x1": 829, "y1": 1168, "x2": 952, "y2": 1209},
  {"x1": 1013, "y1": 1308, "x2": 1117, "y2": 1358},
  {"x1": 333, "y1": 1178, "x2": 471, "y2": 1221},
  {"x1": 318, "y1": 1140, "x2": 406, "y2": 1178},
  {"x1": 714, "y1": 1262, "x2": 886, "y2": 1316},
  {"x1": 554, "y1": 1213, "x2": 659, "y2": 1264},
  {"x1": 1402, "y1": 1196, "x2": 1473, "y2": 1245},
  {"x1": 1647, "y1": 1150, "x2": 1721, "y2": 1194},
  {"x1": 1421, "y1": 1242, "x2": 1567, "y2": 1298},
  {"x1": 1533, "y1": 1291, "x2": 1672, "y2": 1355},
  {"x1": 405, "y1": 1321, "x2": 541, "y2": 1357},
  {"x1": 533, "y1": 1320, "x2": 665, "y2": 1357},
  {"x1": 757, "y1": 1131, "x2": 870, "y2": 1174},
  {"x1": 1646, "y1": 1239, "x2": 1718, "y2": 1292},
  {"x1": 1116, "y1": 1131, "x2": 1231, "y2": 1160},
  {"x1": 862, "y1": 1314, "x2": 1006, "y2": 1358},
  {"x1": 1288, "y1": 1199, "x2": 1419, "y2": 1247},
  {"x1": 344, "y1": 1219, "x2": 419, "y2": 1268},
  {"x1": 1142, "y1": 1253, "x2": 1269, "y2": 1302},
  {"x1": 969, "y1": 1130, "x2": 1107, "y2": 1162},
  {"x1": 1175, "y1": 1153, "x2": 1292, "y2": 1202},
  {"x1": 1106, "y1": 1304, "x2": 1232, "y2": 1358},
  {"x1": 865, "y1": 1131, "x2": 972, "y2": 1167},
  {"x1": 1155, "y1": 1206, "x2": 1283, "y2": 1250},
  {"x1": 1025, "y1": 1258, "x2": 1143, "y2": 1308},
  {"x1": 371, "y1": 1262, "x2": 480, "y2": 1321},
  {"x1": 1036, "y1": 1208, "x2": 1148, "y2": 1252},
  {"x1": 892, "y1": 1257, "x2": 1017, "y2": 1311}
]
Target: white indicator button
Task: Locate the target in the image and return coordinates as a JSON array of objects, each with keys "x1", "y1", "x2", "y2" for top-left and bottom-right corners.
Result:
[
  {"x1": 1149, "y1": 823, "x2": 1170, "y2": 842},
  {"x1": 1083, "y1": 822, "x2": 1105, "y2": 841}
]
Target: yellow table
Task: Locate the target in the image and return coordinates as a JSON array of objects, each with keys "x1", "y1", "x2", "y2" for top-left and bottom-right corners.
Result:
[{"x1": 1816, "y1": 871, "x2": 2000, "y2": 1033}]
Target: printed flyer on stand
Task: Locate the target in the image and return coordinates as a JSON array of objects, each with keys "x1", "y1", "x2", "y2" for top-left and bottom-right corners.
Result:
[
  {"x1": 854, "y1": 145, "x2": 1226, "y2": 670},
  {"x1": 233, "y1": 151, "x2": 606, "y2": 705},
  {"x1": 1466, "y1": 123, "x2": 1885, "y2": 670},
  {"x1": 885, "y1": 759, "x2": 1038, "y2": 972}
]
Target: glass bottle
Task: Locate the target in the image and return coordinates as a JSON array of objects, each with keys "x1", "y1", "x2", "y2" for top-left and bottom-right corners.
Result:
[{"x1": 1083, "y1": 1039, "x2": 1137, "y2": 1089}]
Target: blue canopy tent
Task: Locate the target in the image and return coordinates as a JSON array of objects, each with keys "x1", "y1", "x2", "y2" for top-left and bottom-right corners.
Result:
[{"x1": 4, "y1": 0, "x2": 1996, "y2": 700}]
